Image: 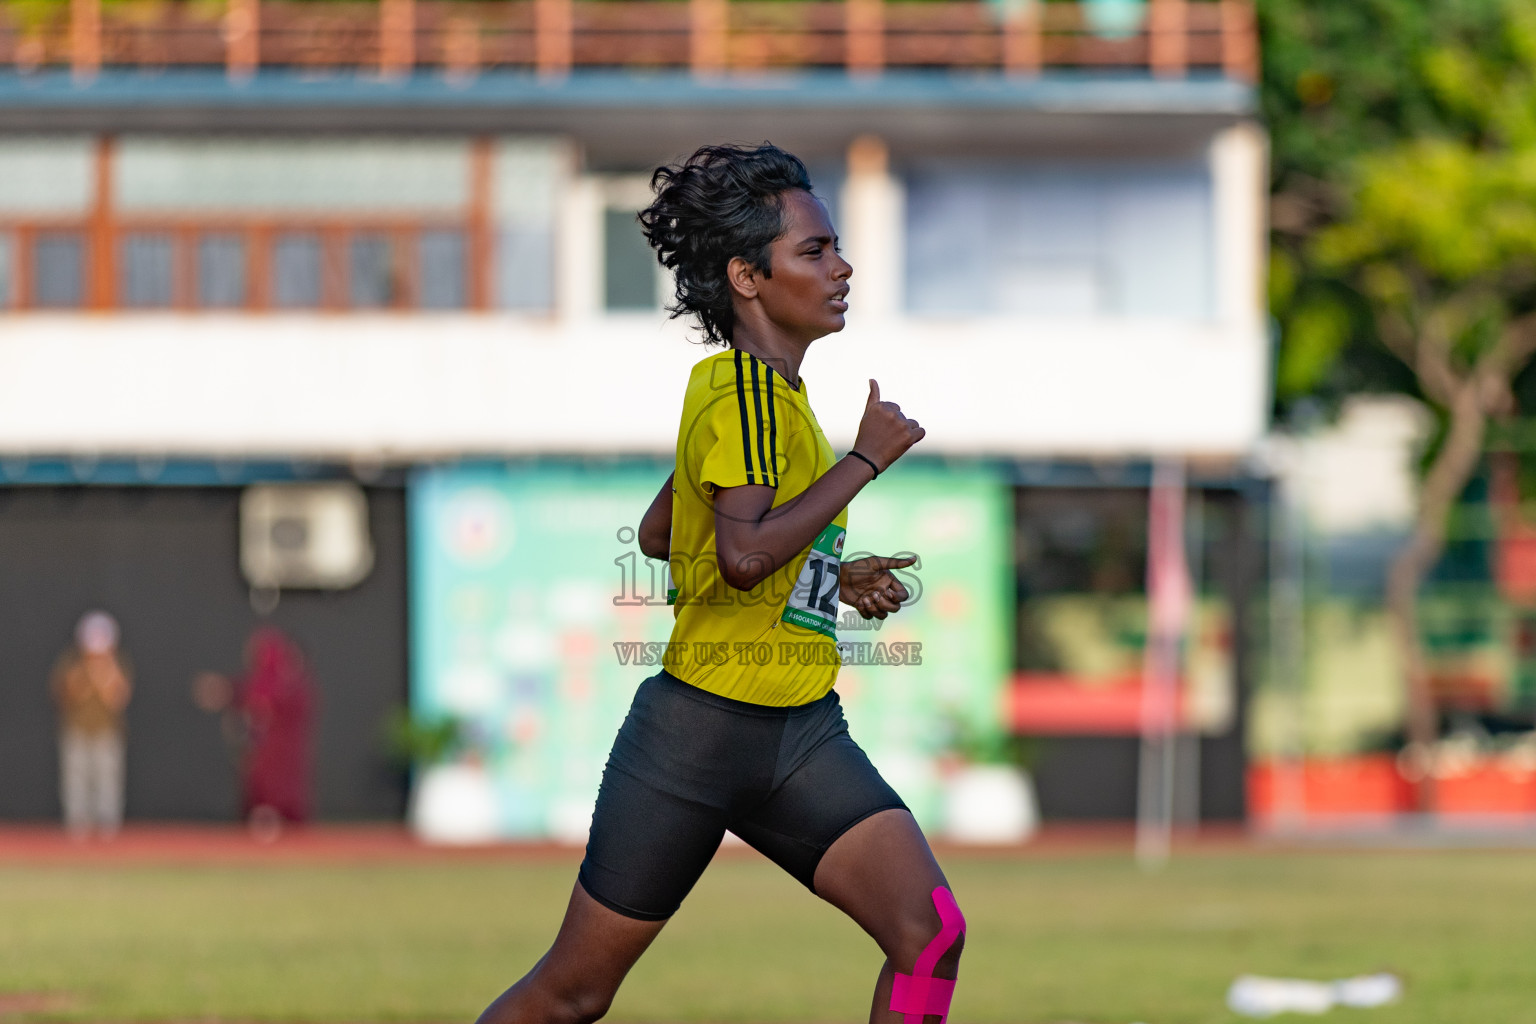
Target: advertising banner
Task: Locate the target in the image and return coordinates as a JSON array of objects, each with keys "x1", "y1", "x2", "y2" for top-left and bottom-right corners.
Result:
[{"x1": 409, "y1": 460, "x2": 1010, "y2": 839}]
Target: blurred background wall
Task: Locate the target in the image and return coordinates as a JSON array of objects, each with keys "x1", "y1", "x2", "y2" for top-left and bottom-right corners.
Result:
[
  {"x1": 0, "y1": 483, "x2": 408, "y2": 820},
  {"x1": 0, "y1": 0, "x2": 1270, "y2": 833}
]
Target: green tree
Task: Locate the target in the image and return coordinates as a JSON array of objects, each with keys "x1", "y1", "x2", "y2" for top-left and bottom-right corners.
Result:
[
  {"x1": 1262, "y1": 0, "x2": 1513, "y2": 406},
  {"x1": 1263, "y1": 0, "x2": 1536, "y2": 769}
]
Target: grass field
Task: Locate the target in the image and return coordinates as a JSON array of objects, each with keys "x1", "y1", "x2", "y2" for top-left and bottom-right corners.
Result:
[{"x1": 2, "y1": 846, "x2": 1535, "y2": 1024}]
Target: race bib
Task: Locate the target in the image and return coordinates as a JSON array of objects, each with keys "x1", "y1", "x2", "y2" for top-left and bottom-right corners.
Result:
[{"x1": 781, "y1": 525, "x2": 844, "y2": 638}]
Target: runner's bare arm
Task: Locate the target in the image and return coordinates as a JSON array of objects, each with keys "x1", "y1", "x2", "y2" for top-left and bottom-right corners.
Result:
[
  {"x1": 638, "y1": 473, "x2": 674, "y2": 561},
  {"x1": 714, "y1": 381, "x2": 922, "y2": 591}
]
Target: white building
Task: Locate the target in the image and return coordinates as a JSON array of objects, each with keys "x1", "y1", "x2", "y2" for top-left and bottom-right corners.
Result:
[{"x1": 0, "y1": 0, "x2": 1268, "y2": 828}]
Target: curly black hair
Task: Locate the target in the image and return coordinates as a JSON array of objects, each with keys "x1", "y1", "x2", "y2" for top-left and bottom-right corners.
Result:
[{"x1": 638, "y1": 143, "x2": 814, "y2": 348}]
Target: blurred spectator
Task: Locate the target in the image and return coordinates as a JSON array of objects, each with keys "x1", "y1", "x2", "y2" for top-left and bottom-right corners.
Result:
[
  {"x1": 195, "y1": 627, "x2": 316, "y2": 839},
  {"x1": 50, "y1": 611, "x2": 132, "y2": 839}
]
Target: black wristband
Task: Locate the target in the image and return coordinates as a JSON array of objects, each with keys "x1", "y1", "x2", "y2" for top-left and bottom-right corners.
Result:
[{"x1": 847, "y1": 450, "x2": 880, "y2": 480}]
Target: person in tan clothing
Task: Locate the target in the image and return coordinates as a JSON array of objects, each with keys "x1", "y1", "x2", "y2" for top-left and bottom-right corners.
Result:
[{"x1": 51, "y1": 611, "x2": 132, "y2": 838}]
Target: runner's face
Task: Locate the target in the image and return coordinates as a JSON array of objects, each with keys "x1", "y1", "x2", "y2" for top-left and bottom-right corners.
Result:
[{"x1": 756, "y1": 190, "x2": 852, "y2": 342}]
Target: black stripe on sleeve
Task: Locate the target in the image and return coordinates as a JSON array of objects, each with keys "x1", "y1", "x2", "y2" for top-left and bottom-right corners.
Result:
[
  {"x1": 749, "y1": 356, "x2": 772, "y2": 486},
  {"x1": 734, "y1": 349, "x2": 756, "y2": 485},
  {"x1": 764, "y1": 366, "x2": 779, "y2": 487}
]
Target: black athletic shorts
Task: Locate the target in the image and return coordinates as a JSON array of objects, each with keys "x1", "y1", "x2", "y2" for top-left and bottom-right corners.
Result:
[{"x1": 577, "y1": 668, "x2": 908, "y2": 921}]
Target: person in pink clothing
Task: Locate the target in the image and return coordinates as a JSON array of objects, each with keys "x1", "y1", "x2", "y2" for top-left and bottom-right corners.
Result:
[
  {"x1": 235, "y1": 628, "x2": 316, "y2": 827},
  {"x1": 195, "y1": 626, "x2": 316, "y2": 836}
]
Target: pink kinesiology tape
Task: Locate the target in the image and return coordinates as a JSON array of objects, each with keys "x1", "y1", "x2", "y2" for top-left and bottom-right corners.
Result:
[{"x1": 889, "y1": 886, "x2": 965, "y2": 1024}]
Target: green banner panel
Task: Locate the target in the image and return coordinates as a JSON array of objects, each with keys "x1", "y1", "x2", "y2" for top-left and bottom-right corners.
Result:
[{"x1": 409, "y1": 460, "x2": 1011, "y2": 839}]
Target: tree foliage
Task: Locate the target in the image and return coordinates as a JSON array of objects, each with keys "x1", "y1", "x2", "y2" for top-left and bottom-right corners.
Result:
[
  {"x1": 1260, "y1": 0, "x2": 1532, "y2": 411},
  {"x1": 1263, "y1": 0, "x2": 1536, "y2": 757}
]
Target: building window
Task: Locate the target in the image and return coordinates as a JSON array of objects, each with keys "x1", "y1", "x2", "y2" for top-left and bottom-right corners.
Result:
[
  {"x1": 493, "y1": 138, "x2": 563, "y2": 314},
  {"x1": 497, "y1": 225, "x2": 553, "y2": 311},
  {"x1": 603, "y1": 207, "x2": 657, "y2": 312},
  {"x1": 33, "y1": 232, "x2": 86, "y2": 308},
  {"x1": 905, "y1": 163, "x2": 1213, "y2": 319},
  {"x1": 198, "y1": 234, "x2": 246, "y2": 308},
  {"x1": 272, "y1": 232, "x2": 323, "y2": 309},
  {"x1": 350, "y1": 234, "x2": 394, "y2": 309},
  {"x1": 419, "y1": 229, "x2": 466, "y2": 310},
  {"x1": 120, "y1": 233, "x2": 175, "y2": 308},
  {"x1": 0, "y1": 222, "x2": 485, "y2": 313}
]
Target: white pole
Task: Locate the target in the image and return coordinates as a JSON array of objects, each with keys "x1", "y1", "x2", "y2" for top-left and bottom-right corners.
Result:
[
  {"x1": 1174, "y1": 487, "x2": 1205, "y2": 827},
  {"x1": 1269, "y1": 439, "x2": 1309, "y2": 832},
  {"x1": 1137, "y1": 457, "x2": 1189, "y2": 869}
]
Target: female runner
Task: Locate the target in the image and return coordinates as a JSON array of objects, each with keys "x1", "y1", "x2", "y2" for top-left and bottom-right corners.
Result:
[{"x1": 475, "y1": 143, "x2": 964, "y2": 1024}]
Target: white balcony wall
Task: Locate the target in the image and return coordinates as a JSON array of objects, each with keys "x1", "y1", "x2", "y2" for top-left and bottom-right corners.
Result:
[
  {"x1": 0, "y1": 312, "x2": 1267, "y2": 459},
  {"x1": 0, "y1": 124, "x2": 1269, "y2": 461}
]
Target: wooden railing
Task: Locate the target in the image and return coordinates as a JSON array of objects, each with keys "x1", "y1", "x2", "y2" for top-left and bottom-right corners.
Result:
[
  {"x1": 0, "y1": 217, "x2": 488, "y2": 312},
  {"x1": 0, "y1": 0, "x2": 1257, "y2": 82},
  {"x1": 0, "y1": 136, "x2": 496, "y2": 314}
]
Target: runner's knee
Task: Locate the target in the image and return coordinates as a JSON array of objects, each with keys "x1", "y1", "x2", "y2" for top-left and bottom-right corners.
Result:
[
  {"x1": 888, "y1": 887, "x2": 966, "y2": 1023},
  {"x1": 548, "y1": 986, "x2": 614, "y2": 1024},
  {"x1": 525, "y1": 970, "x2": 616, "y2": 1024},
  {"x1": 939, "y1": 924, "x2": 965, "y2": 969},
  {"x1": 893, "y1": 890, "x2": 965, "y2": 972}
]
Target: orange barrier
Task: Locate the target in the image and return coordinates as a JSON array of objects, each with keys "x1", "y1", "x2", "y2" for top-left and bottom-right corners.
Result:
[
  {"x1": 1007, "y1": 673, "x2": 1189, "y2": 735},
  {"x1": 1249, "y1": 755, "x2": 1536, "y2": 818},
  {"x1": 1248, "y1": 755, "x2": 1415, "y2": 818}
]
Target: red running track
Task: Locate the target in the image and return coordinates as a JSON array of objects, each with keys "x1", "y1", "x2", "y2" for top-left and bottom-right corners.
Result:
[{"x1": 0, "y1": 822, "x2": 1254, "y2": 866}]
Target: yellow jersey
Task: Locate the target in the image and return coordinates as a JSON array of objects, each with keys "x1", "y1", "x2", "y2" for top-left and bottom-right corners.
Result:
[{"x1": 664, "y1": 348, "x2": 848, "y2": 705}]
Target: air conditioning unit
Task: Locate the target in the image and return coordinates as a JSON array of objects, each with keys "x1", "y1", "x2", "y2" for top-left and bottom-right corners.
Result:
[{"x1": 240, "y1": 483, "x2": 374, "y2": 590}]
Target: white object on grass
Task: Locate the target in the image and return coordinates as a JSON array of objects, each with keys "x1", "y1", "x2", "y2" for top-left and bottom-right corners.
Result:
[
  {"x1": 1333, "y1": 973, "x2": 1403, "y2": 1008},
  {"x1": 1227, "y1": 973, "x2": 1402, "y2": 1017}
]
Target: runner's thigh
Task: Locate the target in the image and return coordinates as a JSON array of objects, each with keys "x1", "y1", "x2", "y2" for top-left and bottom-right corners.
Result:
[
  {"x1": 730, "y1": 698, "x2": 906, "y2": 892},
  {"x1": 579, "y1": 672, "x2": 766, "y2": 920}
]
